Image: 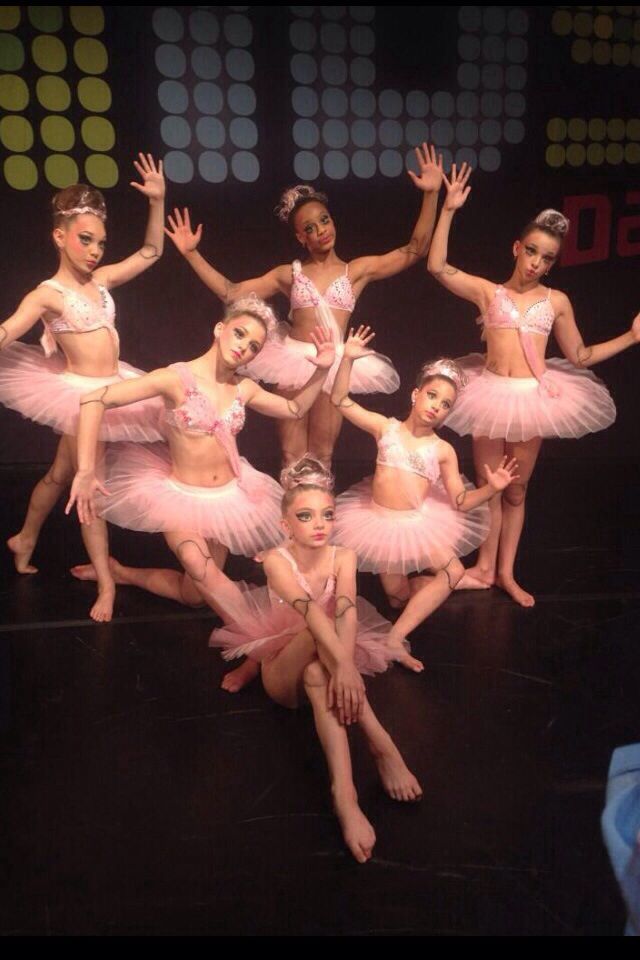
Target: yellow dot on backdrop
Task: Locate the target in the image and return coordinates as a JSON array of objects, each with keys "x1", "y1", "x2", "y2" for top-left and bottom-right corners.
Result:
[
  {"x1": 566, "y1": 143, "x2": 587, "y2": 166},
  {"x1": 70, "y1": 6, "x2": 104, "y2": 36},
  {"x1": 587, "y1": 142, "x2": 605, "y2": 165},
  {"x1": 0, "y1": 115, "x2": 33, "y2": 151},
  {"x1": 0, "y1": 33, "x2": 25, "y2": 70},
  {"x1": 32, "y1": 35, "x2": 66, "y2": 72},
  {"x1": 546, "y1": 144, "x2": 566, "y2": 168},
  {"x1": 625, "y1": 142, "x2": 640, "y2": 163},
  {"x1": 4, "y1": 155, "x2": 38, "y2": 190},
  {"x1": 605, "y1": 142, "x2": 624, "y2": 163},
  {"x1": 74, "y1": 37, "x2": 107, "y2": 74},
  {"x1": 626, "y1": 118, "x2": 640, "y2": 140},
  {"x1": 41, "y1": 115, "x2": 75, "y2": 151},
  {"x1": 612, "y1": 41, "x2": 631, "y2": 64},
  {"x1": 0, "y1": 74, "x2": 29, "y2": 110},
  {"x1": 28, "y1": 6, "x2": 63, "y2": 33},
  {"x1": 0, "y1": 7, "x2": 20, "y2": 30},
  {"x1": 36, "y1": 75, "x2": 71, "y2": 111},
  {"x1": 81, "y1": 116, "x2": 114, "y2": 151},
  {"x1": 547, "y1": 117, "x2": 567, "y2": 141},
  {"x1": 568, "y1": 118, "x2": 587, "y2": 140},
  {"x1": 77, "y1": 77, "x2": 111, "y2": 112},
  {"x1": 594, "y1": 13, "x2": 614, "y2": 37},
  {"x1": 44, "y1": 153, "x2": 79, "y2": 188},
  {"x1": 607, "y1": 117, "x2": 625, "y2": 140},
  {"x1": 588, "y1": 117, "x2": 607, "y2": 140},
  {"x1": 551, "y1": 10, "x2": 573, "y2": 35},
  {"x1": 572, "y1": 38, "x2": 592, "y2": 62},
  {"x1": 593, "y1": 39, "x2": 612, "y2": 62},
  {"x1": 574, "y1": 12, "x2": 594, "y2": 36},
  {"x1": 85, "y1": 153, "x2": 118, "y2": 188}
]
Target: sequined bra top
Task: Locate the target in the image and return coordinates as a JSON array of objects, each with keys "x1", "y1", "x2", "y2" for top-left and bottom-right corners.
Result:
[
  {"x1": 289, "y1": 259, "x2": 356, "y2": 314},
  {"x1": 38, "y1": 279, "x2": 118, "y2": 358},
  {"x1": 376, "y1": 419, "x2": 441, "y2": 483},
  {"x1": 164, "y1": 363, "x2": 246, "y2": 437},
  {"x1": 480, "y1": 285, "x2": 555, "y2": 337}
]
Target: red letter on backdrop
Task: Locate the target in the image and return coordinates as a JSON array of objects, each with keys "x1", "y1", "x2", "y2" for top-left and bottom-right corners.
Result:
[
  {"x1": 617, "y1": 192, "x2": 640, "y2": 258},
  {"x1": 561, "y1": 195, "x2": 610, "y2": 266}
]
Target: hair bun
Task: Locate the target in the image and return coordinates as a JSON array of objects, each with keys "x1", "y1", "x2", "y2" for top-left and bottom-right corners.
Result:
[
  {"x1": 274, "y1": 184, "x2": 328, "y2": 223},
  {"x1": 280, "y1": 455, "x2": 334, "y2": 492},
  {"x1": 417, "y1": 358, "x2": 467, "y2": 392},
  {"x1": 534, "y1": 208, "x2": 570, "y2": 237}
]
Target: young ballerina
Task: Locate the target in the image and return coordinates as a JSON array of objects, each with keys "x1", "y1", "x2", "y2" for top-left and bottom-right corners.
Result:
[
  {"x1": 330, "y1": 329, "x2": 519, "y2": 670},
  {"x1": 0, "y1": 155, "x2": 166, "y2": 621},
  {"x1": 164, "y1": 143, "x2": 444, "y2": 467},
  {"x1": 66, "y1": 298, "x2": 337, "y2": 624},
  {"x1": 211, "y1": 457, "x2": 422, "y2": 864},
  {"x1": 427, "y1": 165, "x2": 640, "y2": 606}
]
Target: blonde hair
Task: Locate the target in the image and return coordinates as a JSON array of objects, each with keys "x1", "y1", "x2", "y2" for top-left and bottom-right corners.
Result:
[{"x1": 280, "y1": 456, "x2": 334, "y2": 512}]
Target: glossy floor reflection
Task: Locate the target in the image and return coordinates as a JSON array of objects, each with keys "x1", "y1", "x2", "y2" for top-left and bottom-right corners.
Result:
[{"x1": 0, "y1": 460, "x2": 638, "y2": 935}]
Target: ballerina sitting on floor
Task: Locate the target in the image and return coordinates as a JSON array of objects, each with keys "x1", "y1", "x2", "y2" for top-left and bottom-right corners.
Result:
[
  {"x1": 211, "y1": 456, "x2": 421, "y2": 864},
  {"x1": 330, "y1": 328, "x2": 519, "y2": 672}
]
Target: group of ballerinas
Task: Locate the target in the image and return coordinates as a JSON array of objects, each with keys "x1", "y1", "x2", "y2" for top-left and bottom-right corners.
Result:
[{"x1": 1, "y1": 145, "x2": 638, "y2": 863}]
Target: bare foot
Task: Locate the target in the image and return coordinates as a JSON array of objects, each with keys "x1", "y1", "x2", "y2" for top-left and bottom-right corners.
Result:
[
  {"x1": 496, "y1": 574, "x2": 535, "y2": 608},
  {"x1": 333, "y1": 791, "x2": 376, "y2": 864},
  {"x1": 387, "y1": 638, "x2": 424, "y2": 673},
  {"x1": 7, "y1": 534, "x2": 38, "y2": 574},
  {"x1": 455, "y1": 572, "x2": 492, "y2": 591},
  {"x1": 71, "y1": 557, "x2": 127, "y2": 584},
  {"x1": 221, "y1": 658, "x2": 260, "y2": 693},
  {"x1": 89, "y1": 584, "x2": 115, "y2": 623},
  {"x1": 373, "y1": 743, "x2": 423, "y2": 802}
]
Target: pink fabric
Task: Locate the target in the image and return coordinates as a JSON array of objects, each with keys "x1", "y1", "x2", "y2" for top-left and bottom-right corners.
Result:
[
  {"x1": 479, "y1": 285, "x2": 556, "y2": 394},
  {"x1": 38, "y1": 279, "x2": 118, "y2": 358},
  {"x1": 289, "y1": 259, "x2": 356, "y2": 314},
  {"x1": 376, "y1": 419, "x2": 441, "y2": 483}
]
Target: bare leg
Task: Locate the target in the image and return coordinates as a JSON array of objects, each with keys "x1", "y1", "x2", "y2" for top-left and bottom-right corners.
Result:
[
  {"x1": 460, "y1": 435, "x2": 506, "y2": 587},
  {"x1": 358, "y1": 700, "x2": 422, "y2": 801},
  {"x1": 8, "y1": 435, "x2": 74, "y2": 574},
  {"x1": 379, "y1": 573, "x2": 411, "y2": 609},
  {"x1": 71, "y1": 557, "x2": 205, "y2": 606},
  {"x1": 307, "y1": 390, "x2": 343, "y2": 468},
  {"x1": 386, "y1": 558, "x2": 466, "y2": 672},
  {"x1": 262, "y1": 633, "x2": 375, "y2": 863},
  {"x1": 495, "y1": 437, "x2": 542, "y2": 608},
  {"x1": 79, "y1": 516, "x2": 116, "y2": 622},
  {"x1": 164, "y1": 530, "x2": 248, "y2": 622},
  {"x1": 277, "y1": 387, "x2": 310, "y2": 468}
]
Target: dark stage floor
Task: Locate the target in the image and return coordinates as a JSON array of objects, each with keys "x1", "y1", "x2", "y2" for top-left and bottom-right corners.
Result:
[{"x1": 1, "y1": 460, "x2": 638, "y2": 936}]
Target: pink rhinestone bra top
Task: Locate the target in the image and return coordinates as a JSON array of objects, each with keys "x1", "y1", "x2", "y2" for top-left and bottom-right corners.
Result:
[
  {"x1": 480, "y1": 285, "x2": 555, "y2": 337},
  {"x1": 38, "y1": 279, "x2": 118, "y2": 358},
  {"x1": 376, "y1": 419, "x2": 441, "y2": 483},
  {"x1": 165, "y1": 363, "x2": 246, "y2": 437},
  {"x1": 289, "y1": 259, "x2": 356, "y2": 314}
]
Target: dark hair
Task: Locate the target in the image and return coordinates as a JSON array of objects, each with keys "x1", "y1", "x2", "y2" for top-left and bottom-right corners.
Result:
[
  {"x1": 520, "y1": 208, "x2": 569, "y2": 243},
  {"x1": 52, "y1": 184, "x2": 107, "y2": 227},
  {"x1": 275, "y1": 185, "x2": 329, "y2": 225}
]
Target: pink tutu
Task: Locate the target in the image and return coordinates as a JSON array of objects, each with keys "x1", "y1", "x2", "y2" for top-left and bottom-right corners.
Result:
[
  {"x1": 0, "y1": 342, "x2": 164, "y2": 442},
  {"x1": 333, "y1": 476, "x2": 490, "y2": 575},
  {"x1": 240, "y1": 326, "x2": 399, "y2": 395},
  {"x1": 210, "y1": 582, "x2": 395, "y2": 676},
  {"x1": 444, "y1": 353, "x2": 616, "y2": 442},
  {"x1": 98, "y1": 442, "x2": 285, "y2": 556}
]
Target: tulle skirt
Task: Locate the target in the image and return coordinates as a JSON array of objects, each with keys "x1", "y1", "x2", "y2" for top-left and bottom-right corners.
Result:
[
  {"x1": 444, "y1": 353, "x2": 616, "y2": 442},
  {"x1": 210, "y1": 584, "x2": 396, "y2": 676},
  {"x1": 0, "y1": 342, "x2": 164, "y2": 442},
  {"x1": 240, "y1": 328, "x2": 399, "y2": 395},
  {"x1": 98, "y1": 442, "x2": 285, "y2": 556},
  {"x1": 333, "y1": 476, "x2": 490, "y2": 575}
]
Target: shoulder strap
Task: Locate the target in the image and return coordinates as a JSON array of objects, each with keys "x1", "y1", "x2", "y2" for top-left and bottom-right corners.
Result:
[
  {"x1": 170, "y1": 362, "x2": 197, "y2": 391},
  {"x1": 292, "y1": 259, "x2": 302, "y2": 277},
  {"x1": 276, "y1": 546, "x2": 312, "y2": 595},
  {"x1": 39, "y1": 279, "x2": 65, "y2": 294}
]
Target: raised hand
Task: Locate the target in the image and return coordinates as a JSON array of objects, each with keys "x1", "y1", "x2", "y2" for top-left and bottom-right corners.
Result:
[
  {"x1": 65, "y1": 470, "x2": 109, "y2": 526},
  {"x1": 165, "y1": 207, "x2": 203, "y2": 255},
  {"x1": 443, "y1": 162, "x2": 472, "y2": 212},
  {"x1": 408, "y1": 142, "x2": 444, "y2": 193},
  {"x1": 130, "y1": 153, "x2": 165, "y2": 202},
  {"x1": 308, "y1": 325, "x2": 336, "y2": 370},
  {"x1": 485, "y1": 456, "x2": 519, "y2": 493},
  {"x1": 343, "y1": 325, "x2": 376, "y2": 360}
]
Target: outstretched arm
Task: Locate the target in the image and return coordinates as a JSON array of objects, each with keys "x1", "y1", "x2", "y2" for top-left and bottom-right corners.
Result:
[
  {"x1": 348, "y1": 144, "x2": 443, "y2": 287},
  {"x1": 329, "y1": 327, "x2": 388, "y2": 438},
  {"x1": 263, "y1": 552, "x2": 365, "y2": 724},
  {"x1": 427, "y1": 163, "x2": 493, "y2": 307},
  {"x1": 94, "y1": 154, "x2": 166, "y2": 289},
  {"x1": 0, "y1": 286, "x2": 61, "y2": 350},
  {"x1": 439, "y1": 445, "x2": 519, "y2": 512},
  {"x1": 165, "y1": 207, "x2": 290, "y2": 303},
  {"x1": 553, "y1": 293, "x2": 640, "y2": 368}
]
